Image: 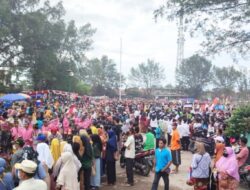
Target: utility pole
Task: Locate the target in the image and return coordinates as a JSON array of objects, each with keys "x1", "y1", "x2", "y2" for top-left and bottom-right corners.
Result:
[
  {"x1": 119, "y1": 38, "x2": 122, "y2": 101},
  {"x1": 176, "y1": 9, "x2": 185, "y2": 69}
]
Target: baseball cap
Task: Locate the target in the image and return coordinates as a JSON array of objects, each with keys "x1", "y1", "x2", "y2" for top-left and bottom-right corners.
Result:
[
  {"x1": 15, "y1": 160, "x2": 37, "y2": 174},
  {"x1": 36, "y1": 133, "x2": 46, "y2": 142}
]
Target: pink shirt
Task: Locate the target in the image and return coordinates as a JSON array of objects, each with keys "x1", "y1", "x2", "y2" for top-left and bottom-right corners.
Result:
[
  {"x1": 237, "y1": 147, "x2": 249, "y2": 167},
  {"x1": 21, "y1": 126, "x2": 34, "y2": 142},
  {"x1": 11, "y1": 126, "x2": 23, "y2": 140}
]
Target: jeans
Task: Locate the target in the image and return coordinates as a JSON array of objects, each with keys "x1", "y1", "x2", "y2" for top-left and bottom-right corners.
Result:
[
  {"x1": 91, "y1": 158, "x2": 101, "y2": 187},
  {"x1": 151, "y1": 171, "x2": 169, "y2": 190},
  {"x1": 125, "y1": 158, "x2": 134, "y2": 185}
]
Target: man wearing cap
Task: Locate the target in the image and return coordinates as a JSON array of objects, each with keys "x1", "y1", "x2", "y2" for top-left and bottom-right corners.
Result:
[{"x1": 14, "y1": 160, "x2": 47, "y2": 190}]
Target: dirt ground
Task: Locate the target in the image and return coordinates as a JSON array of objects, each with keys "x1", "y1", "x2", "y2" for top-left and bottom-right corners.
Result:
[{"x1": 100, "y1": 151, "x2": 248, "y2": 190}]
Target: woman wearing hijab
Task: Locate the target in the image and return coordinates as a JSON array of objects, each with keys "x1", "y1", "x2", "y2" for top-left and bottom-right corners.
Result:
[
  {"x1": 73, "y1": 135, "x2": 85, "y2": 190},
  {"x1": 189, "y1": 142, "x2": 211, "y2": 190},
  {"x1": 50, "y1": 138, "x2": 61, "y2": 163},
  {"x1": 80, "y1": 135, "x2": 93, "y2": 190},
  {"x1": 56, "y1": 152, "x2": 78, "y2": 190},
  {"x1": 90, "y1": 134, "x2": 102, "y2": 189},
  {"x1": 214, "y1": 141, "x2": 225, "y2": 165},
  {"x1": 36, "y1": 134, "x2": 54, "y2": 190},
  {"x1": 98, "y1": 128, "x2": 107, "y2": 176},
  {"x1": 0, "y1": 158, "x2": 14, "y2": 190},
  {"x1": 106, "y1": 130, "x2": 117, "y2": 185},
  {"x1": 53, "y1": 143, "x2": 81, "y2": 180},
  {"x1": 215, "y1": 147, "x2": 240, "y2": 190}
]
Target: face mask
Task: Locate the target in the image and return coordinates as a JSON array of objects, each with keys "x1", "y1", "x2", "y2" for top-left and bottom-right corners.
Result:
[{"x1": 223, "y1": 152, "x2": 228, "y2": 157}]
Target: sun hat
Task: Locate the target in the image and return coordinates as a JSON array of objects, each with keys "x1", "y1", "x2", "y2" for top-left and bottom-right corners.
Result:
[{"x1": 15, "y1": 160, "x2": 37, "y2": 174}]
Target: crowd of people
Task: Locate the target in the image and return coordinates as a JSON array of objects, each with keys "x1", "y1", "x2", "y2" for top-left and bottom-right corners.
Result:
[{"x1": 0, "y1": 94, "x2": 249, "y2": 190}]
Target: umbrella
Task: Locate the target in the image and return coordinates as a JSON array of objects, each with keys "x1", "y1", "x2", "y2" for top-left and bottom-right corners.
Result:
[{"x1": 0, "y1": 93, "x2": 31, "y2": 102}]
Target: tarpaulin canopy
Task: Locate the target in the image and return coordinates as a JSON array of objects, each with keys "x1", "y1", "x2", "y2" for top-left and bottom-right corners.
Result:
[{"x1": 0, "y1": 93, "x2": 31, "y2": 102}]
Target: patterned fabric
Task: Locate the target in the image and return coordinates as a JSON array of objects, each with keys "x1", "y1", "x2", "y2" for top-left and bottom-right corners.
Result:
[
  {"x1": 194, "y1": 178, "x2": 209, "y2": 190},
  {"x1": 218, "y1": 176, "x2": 239, "y2": 190}
]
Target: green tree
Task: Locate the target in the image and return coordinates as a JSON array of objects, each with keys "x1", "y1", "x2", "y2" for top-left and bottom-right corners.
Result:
[
  {"x1": 176, "y1": 54, "x2": 212, "y2": 98},
  {"x1": 129, "y1": 59, "x2": 165, "y2": 97},
  {"x1": 125, "y1": 87, "x2": 142, "y2": 98},
  {"x1": 226, "y1": 105, "x2": 250, "y2": 136},
  {"x1": 82, "y1": 56, "x2": 124, "y2": 96},
  {"x1": 154, "y1": 0, "x2": 250, "y2": 57},
  {"x1": 0, "y1": 0, "x2": 95, "y2": 91},
  {"x1": 212, "y1": 66, "x2": 242, "y2": 95}
]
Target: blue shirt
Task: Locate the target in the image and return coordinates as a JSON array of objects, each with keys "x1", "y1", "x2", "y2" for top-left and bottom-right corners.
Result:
[
  {"x1": 34, "y1": 163, "x2": 46, "y2": 180},
  {"x1": 155, "y1": 148, "x2": 172, "y2": 172},
  {"x1": 0, "y1": 172, "x2": 14, "y2": 190}
]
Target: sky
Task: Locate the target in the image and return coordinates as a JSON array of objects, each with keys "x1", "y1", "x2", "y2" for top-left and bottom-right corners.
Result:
[{"x1": 51, "y1": 0, "x2": 249, "y2": 86}]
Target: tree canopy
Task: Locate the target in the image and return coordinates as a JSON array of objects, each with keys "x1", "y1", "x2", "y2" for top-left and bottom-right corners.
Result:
[
  {"x1": 129, "y1": 59, "x2": 165, "y2": 97},
  {"x1": 154, "y1": 0, "x2": 250, "y2": 58},
  {"x1": 82, "y1": 56, "x2": 124, "y2": 96},
  {"x1": 212, "y1": 66, "x2": 242, "y2": 95},
  {"x1": 176, "y1": 54, "x2": 212, "y2": 98},
  {"x1": 0, "y1": 0, "x2": 95, "y2": 92}
]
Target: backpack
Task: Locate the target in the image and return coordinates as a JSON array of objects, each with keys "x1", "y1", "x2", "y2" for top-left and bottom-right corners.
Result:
[{"x1": 20, "y1": 146, "x2": 40, "y2": 164}]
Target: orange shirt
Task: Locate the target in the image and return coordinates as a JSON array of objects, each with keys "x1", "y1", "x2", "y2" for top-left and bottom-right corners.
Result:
[{"x1": 171, "y1": 129, "x2": 181, "y2": 150}]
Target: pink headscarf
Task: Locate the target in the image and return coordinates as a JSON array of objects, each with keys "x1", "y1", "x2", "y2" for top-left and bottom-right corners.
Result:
[{"x1": 216, "y1": 147, "x2": 240, "y2": 181}]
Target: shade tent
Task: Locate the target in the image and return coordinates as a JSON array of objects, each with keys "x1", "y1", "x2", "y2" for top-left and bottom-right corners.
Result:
[{"x1": 0, "y1": 93, "x2": 31, "y2": 102}]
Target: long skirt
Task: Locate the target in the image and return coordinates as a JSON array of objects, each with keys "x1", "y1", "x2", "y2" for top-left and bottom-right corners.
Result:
[
  {"x1": 106, "y1": 161, "x2": 116, "y2": 184},
  {"x1": 91, "y1": 158, "x2": 101, "y2": 187},
  {"x1": 218, "y1": 177, "x2": 239, "y2": 190}
]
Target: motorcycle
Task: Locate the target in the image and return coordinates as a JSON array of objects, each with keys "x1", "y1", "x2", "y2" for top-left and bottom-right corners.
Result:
[
  {"x1": 120, "y1": 148, "x2": 154, "y2": 176},
  {"x1": 239, "y1": 165, "x2": 250, "y2": 188}
]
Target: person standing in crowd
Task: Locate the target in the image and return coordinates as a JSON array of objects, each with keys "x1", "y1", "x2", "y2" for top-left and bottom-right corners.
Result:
[
  {"x1": 180, "y1": 118, "x2": 190, "y2": 151},
  {"x1": 123, "y1": 127, "x2": 135, "y2": 186},
  {"x1": 215, "y1": 147, "x2": 239, "y2": 190},
  {"x1": 144, "y1": 129, "x2": 155, "y2": 151},
  {"x1": 81, "y1": 135, "x2": 93, "y2": 190},
  {"x1": 50, "y1": 138, "x2": 61, "y2": 163},
  {"x1": 53, "y1": 143, "x2": 81, "y2": 180},
  {"x1": 170, "y1": 122, "x2": 181, "y2": 174},
  {"x1": 151, "y1": 138, "x2": 172, "y2": 190},
  {"x1": 36, "y1": 133, "x2": 54, "y2": 190},
  {"x1": 134, "y1": 126, "x2": 144, "y2": 153},
  {"x1": 56, "y1": 152, "x2": 79, "y2": 190},
  {"x1": 11, "y1": 138, "x2": 25, "y2": 167},
  {"x1": 189, "y1": 142, "x2": 211, "y2": 190},
  {"x1": 237, "y1": 137, "x2": 249, "y2": 168},
  {"x1": 0, "y1": 157, "x2": 14, "y2": 190},
  {"x1": 214, "y1": 138, "x2": 225, "y2": 165},
  {"x1": 90, "y1": 134, "x2": 102, "y2": 190},
  {"x1": 14, "y1": 160, "x2": 47, "y2": 190},
  {"x1": 106, "y1": 130, "x2": 117, "y2": 186},
  {"x1": 72, "y1": 136, "x2": 85, "y2": 190}
]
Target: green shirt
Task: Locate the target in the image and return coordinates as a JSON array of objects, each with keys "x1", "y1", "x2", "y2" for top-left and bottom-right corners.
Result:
[{"x1": 144, "y1": 132, "x2": 155, "y2": 150}]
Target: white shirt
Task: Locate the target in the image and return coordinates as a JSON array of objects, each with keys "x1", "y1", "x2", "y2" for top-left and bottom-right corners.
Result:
[
  {"x1": 181, "y1": 123, "x2": 190, "y2": 137},
  {"x1": 14, "y1": 178, "x2": 47, "y2": 190},
  {"x1": 150, "y1": 119, "x2": 158, "y2": 128},
  {"x1": 124, "y1": 135, "x2": 135, "y2": 159}
]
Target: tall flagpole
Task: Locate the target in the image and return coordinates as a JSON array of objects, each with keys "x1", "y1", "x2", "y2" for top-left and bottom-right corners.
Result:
[{"x1": 119, "y1": 38, "x2": 122, "y2": 101}]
